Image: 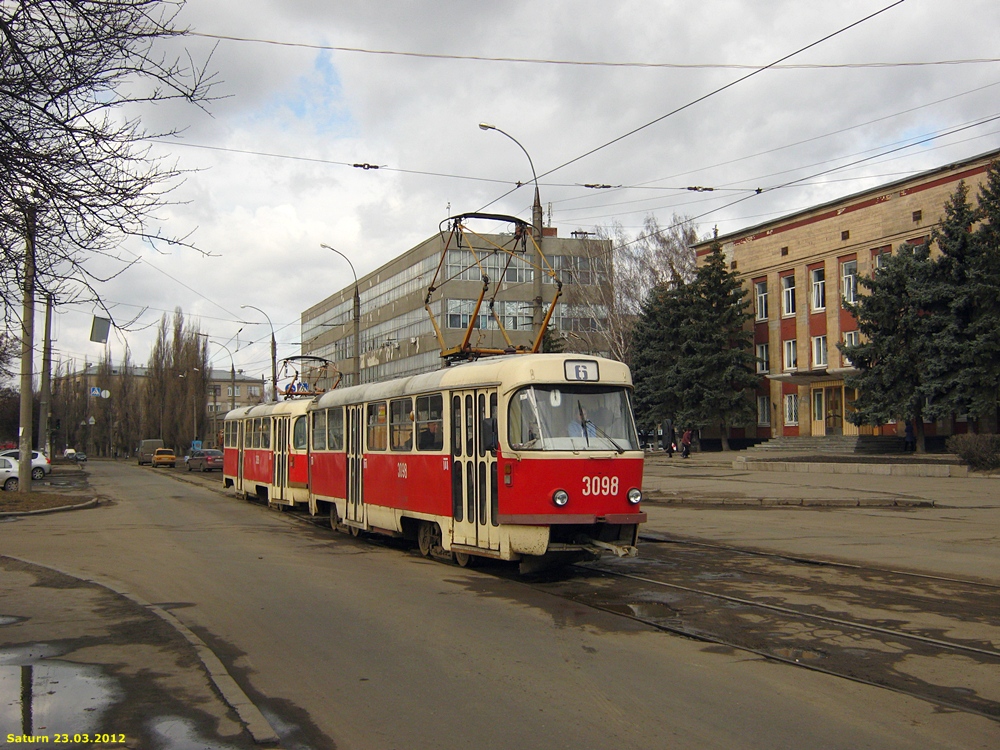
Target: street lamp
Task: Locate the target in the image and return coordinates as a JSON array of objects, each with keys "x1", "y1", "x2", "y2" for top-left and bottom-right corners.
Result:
[
  {"x1": 479, "y1": 122, "x2": 544, "y2": 338},
  {"x1": 241, "y1": 304, "x2": 277, "y2": 402},
  {"x1": 210, "y1": 341, "x2": 237, "y2": 412},
  {"x1": 320, "y1": 244, "x2": 361, "y2": 386}
]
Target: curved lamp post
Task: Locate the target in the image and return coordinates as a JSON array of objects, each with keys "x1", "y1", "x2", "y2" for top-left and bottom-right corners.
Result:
[
  {"x1": 241, "y1": 304, "x2": 277, "y2": 401},
  {"x1": 210, "y1": 341, "x2": 237, "y2": 411},
  {"x1": 321, "y1": 244, "x2": 361, "y2": 386},
  {"x1": 479, "y1": 122, "x2": 544, "y2": 337}
]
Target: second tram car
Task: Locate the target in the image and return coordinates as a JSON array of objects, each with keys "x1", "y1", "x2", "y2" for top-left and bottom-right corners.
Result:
[{"x1": 223, "y1": 353, "x2": 645, "y2": 570}]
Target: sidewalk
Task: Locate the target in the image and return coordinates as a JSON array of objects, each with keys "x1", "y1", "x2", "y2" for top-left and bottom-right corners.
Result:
[{"x1": 638, "y1": 449, "x2": 1000, "y2": 583}]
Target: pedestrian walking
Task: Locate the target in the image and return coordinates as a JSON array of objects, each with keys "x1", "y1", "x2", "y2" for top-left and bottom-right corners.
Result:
[
  {"x1": 681, "y1": 428, "x2": 692, "y2": 458},
  {"x1": 664, "y1": 421, "x2": 675, "y2": 458}
]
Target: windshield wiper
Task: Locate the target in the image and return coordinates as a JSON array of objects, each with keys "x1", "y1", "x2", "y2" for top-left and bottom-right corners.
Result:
[{"x1": 576, "y1": 400, "x2": 590, "y2": 448}]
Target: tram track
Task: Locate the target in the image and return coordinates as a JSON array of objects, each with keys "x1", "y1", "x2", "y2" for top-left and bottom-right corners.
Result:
[
  {"x1": 257, "y1": 501, "x2": 1000, "y2": 720},
  {"x1": 518, "y1": 538, "x2": 1000, "y2": 722}
]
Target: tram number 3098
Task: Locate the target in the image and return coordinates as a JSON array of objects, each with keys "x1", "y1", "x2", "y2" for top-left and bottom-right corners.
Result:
[{"x1": 582, "y1": 475, "x2": 619, "y2": 496}]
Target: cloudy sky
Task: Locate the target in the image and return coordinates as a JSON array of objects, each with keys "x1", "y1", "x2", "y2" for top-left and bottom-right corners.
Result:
[{"x1": 44, "y1": 0, "x2": 1000, "y2": 384}]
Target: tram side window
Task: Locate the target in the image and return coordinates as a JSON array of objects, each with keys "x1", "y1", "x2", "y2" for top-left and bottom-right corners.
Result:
[
  {"x1": 293, "y1": 416, "x2": 308, "y2": 450},
  {"x1": 327, "y1": 407, "x2": 344, "y2": 450},
  {"x1": 451, "y1": 395, "x2": 462, "y2": 458},
  {"x1": 367, "y1": 402, "x2": 388, "y2": 451},
  {"x1": 390, "y1": 398, "x2": 413, "y2": 451},
  {"x1": 415, "y1": 394, "x2": 444, "y2": 451},
  {"x1": 262, "y1": 419, "x2": 272, "y2": 450},
  {"x1": 312, "y1": 411, "x2": 327, "y2": 450},
  {"x1": 252, "y1": 418, "x2": 261, "y2": 449}
]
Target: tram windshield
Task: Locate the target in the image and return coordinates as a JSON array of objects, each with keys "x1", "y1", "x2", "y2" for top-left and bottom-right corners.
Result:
[{"x1": 508, "y1": 385, "x2": 640, "y2": 452}]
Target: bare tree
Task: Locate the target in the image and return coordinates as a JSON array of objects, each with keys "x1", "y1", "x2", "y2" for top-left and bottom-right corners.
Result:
[
  {"x1": 1, "y1": 0, "x2": 216, "y2": 328},
  {"x1": 565, "y1": 214, "x2": 697, "y2": 365}
]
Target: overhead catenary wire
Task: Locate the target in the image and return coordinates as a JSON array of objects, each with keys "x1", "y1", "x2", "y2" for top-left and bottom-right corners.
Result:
[{"x1": 188, "y1": 30, "x2": 999, "y2": 72}]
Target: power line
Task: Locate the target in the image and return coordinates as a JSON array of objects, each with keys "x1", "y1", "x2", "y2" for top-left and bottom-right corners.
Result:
[
  {"x1": 477, "y1": 0, "x2": 910, "y2": 214},
  {"x1": 188, "y1": 30, "x2": 999, "y2": 71}
]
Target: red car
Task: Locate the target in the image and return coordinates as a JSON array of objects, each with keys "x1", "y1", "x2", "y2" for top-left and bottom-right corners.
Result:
[{"x1": 187, "y1": 449, "x2": 223, "y2": 472}]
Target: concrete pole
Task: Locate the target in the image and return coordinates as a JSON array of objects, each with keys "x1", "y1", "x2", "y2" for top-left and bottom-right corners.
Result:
[
  {"x1": 17, "y1": 204, "x2": 37, "y2": 493},
  {"x1": 38, "y1": 294, "x2": 53, "y2": 459}
]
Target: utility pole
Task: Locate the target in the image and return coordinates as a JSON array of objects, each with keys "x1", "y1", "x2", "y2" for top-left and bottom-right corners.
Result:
[
  {"x1": 38, "y1": 294, "x2": 54, "y2": 459},
  {"x1": 17, "y1": 202, "x2": 37, "y2": 493}
]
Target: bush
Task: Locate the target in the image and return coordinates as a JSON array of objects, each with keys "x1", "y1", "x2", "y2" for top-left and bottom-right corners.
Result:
[{"x1": 946, "y1": 433, "x2": 1000, "y2": 470}]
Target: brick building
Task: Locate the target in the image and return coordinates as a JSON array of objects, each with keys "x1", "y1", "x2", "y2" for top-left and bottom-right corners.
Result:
[{"x1": 693, "y1": 147, "x2": 1000, "y2": 445}]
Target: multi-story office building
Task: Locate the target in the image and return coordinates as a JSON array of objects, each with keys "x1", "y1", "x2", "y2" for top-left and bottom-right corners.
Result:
[
  {"x1": 301, "y1": 224, "x2": 613, "y2": 385},
  {"x1": 693, "y1": 147, "x2": 1000, "y2": 443}
]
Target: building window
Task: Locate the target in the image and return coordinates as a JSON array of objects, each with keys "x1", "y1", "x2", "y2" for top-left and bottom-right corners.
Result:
[
  {"x1": 227, "y1": 385, "x2": 241, "y2": 397},
  {"x1": 781, "y1": 275, "x2": 796, "y2": 316},
  {"x1": 754, "y1": 280, "x2": 769, "y2": 321},
  {"x1": 841, "y1": 260, "x2": 858, "y2": 303},
  {"x1": 784, "y1": 394, "x2": 799, "y2": 425},
  {"x1": 810, "y1": 268, "x2": 826, "y2": 311},
  {"x1": 843, "y1": 330, "x2": 860, "y2": 365},
  {"x1": 248, "y1": 386, "x2": 260, "y2": 397},
  {"x1": 872, "y1": 245, "x2": 891, "y2": 270},
  {"x1": 783, "y1": 340, "x2": 797, "y2": 371},
  {"x1": 757, "y1": 396, "x2": 771, "y2": 426},
  {"x1": 756, "y1": 343, "x2": 770, "y2": 374},
  {"x1": 812, "y1": 335, "x2": 828, "y2": 368}
]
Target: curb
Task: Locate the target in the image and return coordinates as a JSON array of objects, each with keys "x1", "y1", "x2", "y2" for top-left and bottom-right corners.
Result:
[
  {"x1": 6, "y1": 554, "x2": 282, "y2": 747},
  {"x1": 0, "y1": 496, "x2": 100, "y2": 516},
  {"x1": 732, "y1": 458, "x2": 968, "y2": 478},
  {"x1": 643, "y1": 494, "x2": 933, "y2": 508}
]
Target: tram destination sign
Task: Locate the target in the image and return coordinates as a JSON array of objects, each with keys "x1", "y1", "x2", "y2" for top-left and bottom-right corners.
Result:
[{"x1": 564, "y1": 359, "x2": 599, "y2": 382}]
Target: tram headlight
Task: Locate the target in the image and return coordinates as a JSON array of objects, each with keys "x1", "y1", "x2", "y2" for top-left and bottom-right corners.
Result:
[
  {"x1": 553, "y1": 489, "x2": 570, "y2": 507},
  {"x1": 627, "y1": 488, "x2": 642, "y2": 505}
]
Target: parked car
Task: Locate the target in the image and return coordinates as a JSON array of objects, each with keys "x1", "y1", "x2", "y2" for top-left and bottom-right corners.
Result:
[
  {"x1": 0, "y1": 449, "x2": 51, "y2": 480},
  {"x1": 187, "y1": 449, "x2": 223, "y2": 472},
  {"x1": 151, "y1": 448, "x2": 176, "y2": 468},
  {"x1": 0, "y1": 456, "x2": 18, "y2": 491},
  {"x1": 72, "y1": 452, "x2": 88, "y2": 464}
]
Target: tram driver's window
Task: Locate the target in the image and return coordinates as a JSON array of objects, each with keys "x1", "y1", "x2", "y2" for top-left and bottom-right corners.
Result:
[
  {"x1": 415, "y1": 394, "x2": 444, "y2": 451},
  {"x1": 367, "y1": 402, "x2": 388, "y2": 451},
  {"x1": 293, "y1": 416, "x2": 308, "y2": 451},
  {"x1": 390, "y1": 398, "x2": 413, "y2": 451}
]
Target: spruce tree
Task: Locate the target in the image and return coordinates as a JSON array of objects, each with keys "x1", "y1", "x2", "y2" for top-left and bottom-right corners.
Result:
[
  {"x1": 669, "y1": 236, "x2": 757, "y2": 449},
  {"x1": 923, "y1": 180, "x2": 981, "y2": 426},
  {"x1": 631, "y1": 280, "x2": 690, "y2": 431},
  {"x1": 840, "y1": 243, "x2": 936, "y2": 450},
  {"x1": 968, "y1": 162, "x2": 1000, "y2": 430}
]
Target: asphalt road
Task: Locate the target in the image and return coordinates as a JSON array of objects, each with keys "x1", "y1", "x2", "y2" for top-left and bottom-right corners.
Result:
[{"x1": 1, "y1": 461, "x2": 997, "y2": 750}]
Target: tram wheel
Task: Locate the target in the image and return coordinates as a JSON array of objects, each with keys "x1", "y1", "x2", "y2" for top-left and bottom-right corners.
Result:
[
  {"x1": 453, "y1": 551, "x2": 475, "y2": 568},
  {"x1": 349, "y1": 524, "x2": 362, "y2": 538},
  {"x1": 329, "y1": 506, "x2": 340, "y2": 531},
  {"x1": 417, "y1": 521, "x2": 440, "y2": 557}
]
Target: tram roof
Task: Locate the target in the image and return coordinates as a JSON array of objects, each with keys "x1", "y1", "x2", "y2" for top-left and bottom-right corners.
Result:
[
  {"x1": 314, "y1": 353, "x2": 632, "y2": 409},
  {"x1": 223, "y1": 354, "x2": 631, "y2": 420}
]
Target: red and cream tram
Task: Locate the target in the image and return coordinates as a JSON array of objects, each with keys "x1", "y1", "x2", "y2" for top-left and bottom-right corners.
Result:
[
  {"x1": 222, "y1": 398, "x2": 312, "y2": 508},
  {"x1": 223, "y1": 353, "x2": 645, "y2": 570}
]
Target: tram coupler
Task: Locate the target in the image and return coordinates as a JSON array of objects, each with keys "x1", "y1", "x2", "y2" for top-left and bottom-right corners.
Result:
[{"x1": 583, "y1": 538, "x2": 638, "y2": 558}]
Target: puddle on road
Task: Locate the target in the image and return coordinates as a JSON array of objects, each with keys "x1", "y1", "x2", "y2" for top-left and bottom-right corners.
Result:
[
  {"x1": 0, "y1": 649, "x2": 119, "y2": 737},
  {"x1": 0, "y1": 646, "x2": 247, "y2": 749}
]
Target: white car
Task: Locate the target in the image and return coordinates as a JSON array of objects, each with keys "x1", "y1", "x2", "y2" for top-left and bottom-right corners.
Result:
[
  {"x1": 0, "y1": 456, "x2": 19, "y2": 491},
  {"x1": 0, "y1": 450, "x2": 52, "y2": 480}
]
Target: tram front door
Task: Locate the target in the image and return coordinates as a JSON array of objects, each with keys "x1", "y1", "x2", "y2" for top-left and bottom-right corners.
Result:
[
  {"x1": 345, "y1": 404, "x2": 365, "y2": 526},
  {"x1": 451, "y1": 389, "x2": 499, "y2": 553}
]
